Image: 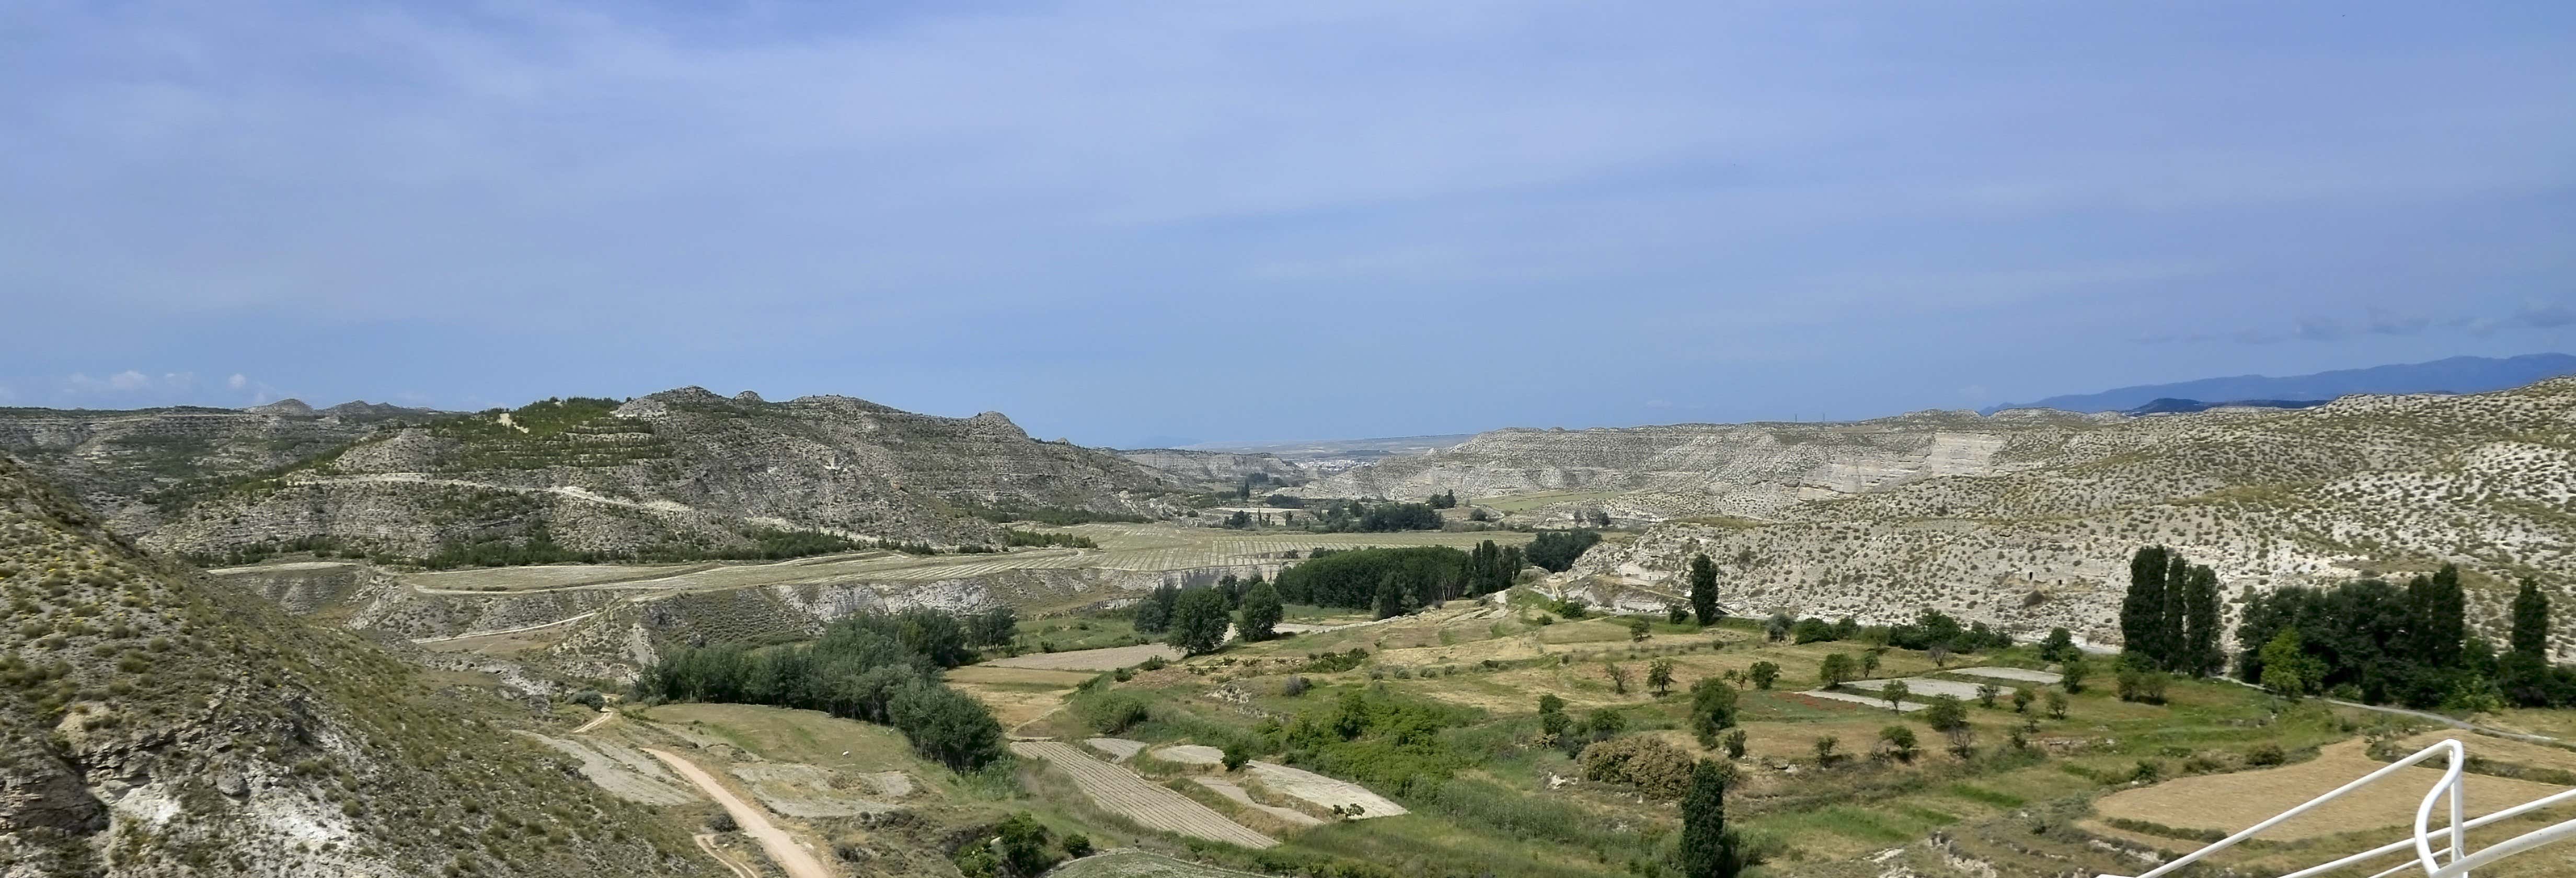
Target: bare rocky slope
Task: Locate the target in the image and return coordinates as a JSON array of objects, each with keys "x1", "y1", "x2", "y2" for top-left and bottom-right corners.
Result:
[
  {"x1": 1, "y1": 388, "x2": 1184, "y2": 561},
  {"x1": 1343, "y1": 379, "x2": 2576, "y2": 653},
  {"x1": 0, "y1": 457, "x2": 716, "y2": 878},
  {"x1": 1112, "y1": 448, "x2": 1306, "y2": 490}
]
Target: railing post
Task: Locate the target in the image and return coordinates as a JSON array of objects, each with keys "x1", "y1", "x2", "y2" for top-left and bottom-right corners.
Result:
[{"x1": 2451, "y1": 757, "x2": 2468, "y2": 878}]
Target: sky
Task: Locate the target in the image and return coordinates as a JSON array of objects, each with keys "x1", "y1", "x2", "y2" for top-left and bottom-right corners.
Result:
[{"x1": 3, "y1": 1, "x2": 2571, "y2": 448}]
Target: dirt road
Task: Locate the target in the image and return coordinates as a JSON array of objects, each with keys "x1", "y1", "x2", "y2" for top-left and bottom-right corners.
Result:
[{"x1": 646, "y1": 748, "x2": 834, "y2": 878}]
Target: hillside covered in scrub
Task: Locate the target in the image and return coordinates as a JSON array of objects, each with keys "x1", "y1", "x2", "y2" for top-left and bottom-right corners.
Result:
[
  {"x1": 1555, "y1": 378, "x2": 2576, "y2": 652},
  {"x1": 0, "y1": 387, "x2": 1186, "y2": 565},
  {"x1": 0, "y1": 456, "x2": 717, "y2": 877}
]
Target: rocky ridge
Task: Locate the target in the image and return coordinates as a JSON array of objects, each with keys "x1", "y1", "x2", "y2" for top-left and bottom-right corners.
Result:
[
  {"x1": 0, "y1": 456, "x2": 715, "y2": 878},
  {"x1": 1, "y1": 388, "x2": 1188, "y2": 561}
]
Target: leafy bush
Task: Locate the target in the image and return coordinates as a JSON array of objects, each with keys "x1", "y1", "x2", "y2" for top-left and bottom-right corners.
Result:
[
  {"x1": 1578, "y1": 736, "x2": 1695, "y2": 799},
  {"x1": 1074, "y1": 689, "x2": 1152, "y2": 734},
  {"x1": 1524, "y1": 529, "x2": 1603, "y2": 572}
]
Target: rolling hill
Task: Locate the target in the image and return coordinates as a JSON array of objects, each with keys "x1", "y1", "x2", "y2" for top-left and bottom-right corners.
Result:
[
  {"x1": 0, "y1": 456, "x2": 716, "y2": 877},
  {"x1": 0, "y1": 388, "x2": 1186, "y2": 564},
  {"x1": 1320, "y1": 378, "x2": 2576, "y2": 652}
]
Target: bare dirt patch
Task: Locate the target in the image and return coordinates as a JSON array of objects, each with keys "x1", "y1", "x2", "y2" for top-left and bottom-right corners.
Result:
[
  {"x1": 1009, "y1": 741, "x2": 1277, "y2": 848},
  {"x1": 2398, "y1": 731, "x2": 2576, "y2": 776},
  {"x1": 1153, "y1": 745, "x2": 1225, "y2": 767},
  {"x1": 989, "y1": 643, "x2": 1183, "y2": 671},
  {"x1": 1047, "y1": 849, "x2": 1276, "y2": 878},
  {"x1": 1244, "y1": 761, "x2": 1407, "y2": 818},
  {"x1": 2094, "y1": 740, "x2": 2568, "y2": 841},
  {"x1": 1796, "y1": 689, "x2": 1927, "y2": 712},
  {"x1": 518, "y1": 732, "x2": 697, "y2": 805},
  {"x1": 1087, "y1": 737, "x2": 1146, "y2": 761},
  {"x1": 1194, "y1": 777, "x2": 1324, "y2": 827},
  {"x1": 1842, "y1": 677, "x2": 1988, "y2": 700},
  {"x1": 1949, "y1": 666, "x2": 2062, "y2": 685},
  {"x1": 728, "y1": 763, "x2": 898, "y2": 818}
]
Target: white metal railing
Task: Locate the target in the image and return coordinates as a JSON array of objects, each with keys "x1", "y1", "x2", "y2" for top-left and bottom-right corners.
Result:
[{"x1": 2102, "y1": 738, "x2": 2576, "y2": 878}]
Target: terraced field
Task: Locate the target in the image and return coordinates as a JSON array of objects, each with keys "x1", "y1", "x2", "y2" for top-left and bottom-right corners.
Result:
[{"x1": 1008, "y1": 741, "x2": 1279, "y2": 848}]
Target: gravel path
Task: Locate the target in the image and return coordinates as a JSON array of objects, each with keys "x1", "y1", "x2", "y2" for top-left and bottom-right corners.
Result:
[
  {"x1": 1010, "y1": 741, "x2": 1276, "y2": 848},
  {"x1": 646, "y1": 748, "x2": 834, "y2": 878}
]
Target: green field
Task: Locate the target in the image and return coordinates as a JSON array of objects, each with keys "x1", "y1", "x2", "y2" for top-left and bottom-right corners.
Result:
[{"x1": 988, "y1": 595, "x2": 2543, "y2": 878}]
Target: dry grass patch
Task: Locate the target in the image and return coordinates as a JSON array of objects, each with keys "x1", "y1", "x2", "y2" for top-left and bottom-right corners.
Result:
[{"x1": 2094, "y1": 740, "x2": 2568, "y2": 841}]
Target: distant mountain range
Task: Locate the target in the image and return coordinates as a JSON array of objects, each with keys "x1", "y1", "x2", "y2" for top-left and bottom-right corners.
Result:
[
  {"x1": 2122, "y1": 398, "x2": 2330, "y2": 415},
  {"x1": 1985, "y1": 353, "x2": 2576, "y2": 414}
]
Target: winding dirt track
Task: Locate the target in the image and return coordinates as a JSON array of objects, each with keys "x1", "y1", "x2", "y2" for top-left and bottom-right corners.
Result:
[
  {"x1": 572, "y1": 709, "x2": 615, "y2": 734},
  {"x1": 646, "y1": 748, "x2": 834, "y2": 878}
]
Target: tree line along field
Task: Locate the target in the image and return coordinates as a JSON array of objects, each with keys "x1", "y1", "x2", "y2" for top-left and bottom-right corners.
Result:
[
  {"x1": 395, "y1": 522, "x2": 1539, "y2": 595},
  {"x1": 992, "y1": 595, "x2": 2576, "y2": 878}
]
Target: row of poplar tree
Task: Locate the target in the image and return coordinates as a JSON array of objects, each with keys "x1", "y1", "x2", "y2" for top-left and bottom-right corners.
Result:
[{"x1": 2120, "y1": 544, "x2": 2570, "y2": 711}]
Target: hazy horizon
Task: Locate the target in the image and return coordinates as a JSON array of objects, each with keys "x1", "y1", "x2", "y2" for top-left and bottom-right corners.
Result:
[{"x1": 6, "y1": 2, "x2": 2572, "y2": 447}]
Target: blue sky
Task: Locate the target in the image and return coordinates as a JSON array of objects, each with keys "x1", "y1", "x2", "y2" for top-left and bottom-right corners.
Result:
[{"x1": 4, "y1": 1, "x2": 2570, "y2": 447}]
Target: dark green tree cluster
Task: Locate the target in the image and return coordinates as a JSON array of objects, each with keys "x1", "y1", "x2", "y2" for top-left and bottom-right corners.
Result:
[
  {"x1": 2235, "y1": 565, "x2": 2503, "y2": 709},
  {"x1": 1524, "y1": 529, "x2": 1603, "y2": 572},
  {"x1": 639, "y1": 609, "x2": 1002, "y2": 770},
  {"x1": 967, "y1": 606, "x2": 1017, "y2": 648},
  {"x1": 1274, "y1": 546, "x2": 1472, "y2": 615},
  {"x1": 999, "y1": 529, "x2": 1099, "y2": 549},
  {"x1": 1167, "y1": 587, "x2": 1233, "y2": 655},
  {"x1": 2119, "y1": 546, "x2": 2226, "y2": 675},
  {"x1": 1301, "y1": 499, "x2": 1444, "y2": 533},
  {"x1": 1885, "y1": 608, "x2": 2010, "y2": 653},
  {"x1": 1463, "y1": 540, "x2": 1525, "y2": 595},
  {"x1": 1133, "y1": 583, "x2": 1181, "y2": 633},
  {"x1": 1428, "y1": 490, "x2": 1458, "y2": 509}
]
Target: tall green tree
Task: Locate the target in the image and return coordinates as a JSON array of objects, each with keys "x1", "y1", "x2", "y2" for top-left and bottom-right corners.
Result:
[
  {"x1": 2513, "y1": 577, "x2": 2551, "y2": 659},
  {"x1": 1372, "y1": 573, "x2": 1408, "y2": 620},
  {"x1": 2120, "y1": 546, "x2": 2170, "y2": 668},
  {"x1": 2413, "y1": 564, "x2": 2468, "y2": 668},
  {"x1": 1167, "y1": 587, "x2": 1233, "y2": 655},
  {"x1": 1688, "y1": 552, "x2": 1720, "y2": 626},
  {"x1": 1134, "y1": 583, "x2": 1178, "y2": 633},
  {"x1": 1676, "y1": 760, "x2": 1744, "y2": 878},
  {"x1": 2159, "y1": 552, "x2": 2190, "y2": 671},
  {"x1": 1238, "y1": 580, "x2": 1283, "y2": 642},
  {"x1": 2180, "y1": 564, "x2": 2223, "y2": 676}
]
